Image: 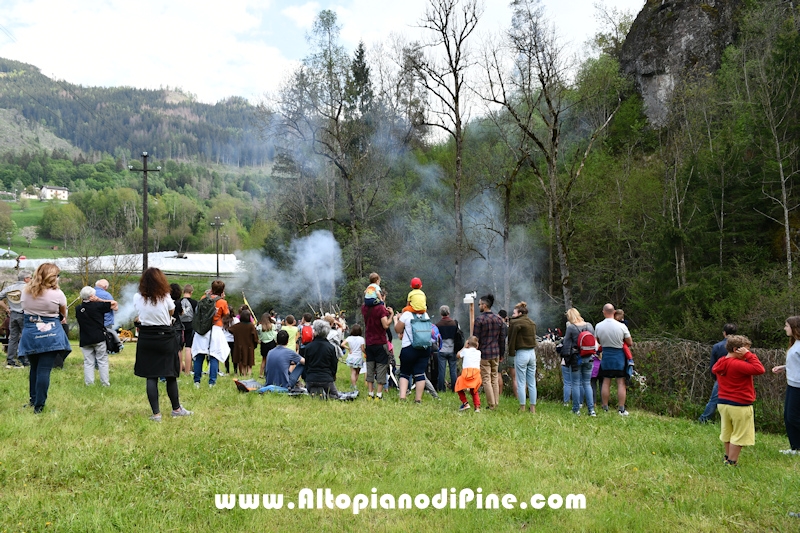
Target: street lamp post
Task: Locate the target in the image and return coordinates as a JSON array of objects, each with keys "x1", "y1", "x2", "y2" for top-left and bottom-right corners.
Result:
[
  {"x1": 5, "y1": 231, "x2": 11, "y2": 259},
  {"x1": 223, "y1": 234, "x2": 229, "y2": 255},
  {"x1": 210, "y1": 216, "x2": 225, "y2": 278},
  {"x1": 128, "y1": 152, "x2": 161, "y2": 272}
]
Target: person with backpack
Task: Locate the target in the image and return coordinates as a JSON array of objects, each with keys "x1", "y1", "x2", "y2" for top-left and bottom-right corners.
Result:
[
  {"x1": 191, "y1": 280, "x2": 231, "y2": 389},
  {"x1": 436, "y1": 305, "x2": 463, "y2": 392},
  {"x1": 75, "y1": 286, "x2": 117, "y2": 387},
  {"x1": 508, "y1": 302, "x2": 538, "y2": 414},
  {"x1": 562, "y1": 307, "x2": 597, "y2": 417},
  {"x1": 179, "y1": 285, "x2": 198, "y2": 376},
  {"x1": 298, "y1": 313, "x2": 315, "y2": 357},
  {"x1": 394, "y1": 304, "x2": 432, "y2": 403}
]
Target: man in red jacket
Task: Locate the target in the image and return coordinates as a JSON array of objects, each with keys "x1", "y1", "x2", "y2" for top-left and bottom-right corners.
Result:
[{"x1": 712, "y1": 335, "x2": 765, "y2": 466}]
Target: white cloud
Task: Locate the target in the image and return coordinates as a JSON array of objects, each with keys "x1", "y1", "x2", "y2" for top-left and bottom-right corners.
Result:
[
  {"x1": 0, "y1": 0, "x2": 644, "y2": 104},
  {"x1": 281, "y1": 2, "x2": 321, "y2": 30}
]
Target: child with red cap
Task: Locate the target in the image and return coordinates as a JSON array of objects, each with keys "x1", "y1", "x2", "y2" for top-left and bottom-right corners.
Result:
[{"x1": 403, "y1": 277, "x2": 427, "y2": 313}]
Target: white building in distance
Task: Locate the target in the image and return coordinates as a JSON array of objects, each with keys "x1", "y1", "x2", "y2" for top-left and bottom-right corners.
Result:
[{"x1": 39, "y1": 185, "x2": 69, "y2": 201}]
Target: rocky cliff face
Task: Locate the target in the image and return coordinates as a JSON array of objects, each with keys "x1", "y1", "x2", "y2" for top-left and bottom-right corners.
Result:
[{"x1": 620, "y1": 0, "x2": 742, "y2": 126}]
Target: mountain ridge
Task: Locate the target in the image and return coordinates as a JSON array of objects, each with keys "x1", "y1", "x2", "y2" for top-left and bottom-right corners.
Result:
[{"x1": 0, "y1": 57, "x2": 271, "y2": 166}]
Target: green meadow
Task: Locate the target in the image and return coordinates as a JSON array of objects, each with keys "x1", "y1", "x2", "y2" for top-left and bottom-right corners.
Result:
[{"x1": 0, "y1": 347, "x2": 798, "y2": 533}]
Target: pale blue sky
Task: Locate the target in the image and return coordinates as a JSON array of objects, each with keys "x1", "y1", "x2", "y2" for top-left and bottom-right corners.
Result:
[{"x1": 0, "y1": 0, "x2": 644, "y2": 104}]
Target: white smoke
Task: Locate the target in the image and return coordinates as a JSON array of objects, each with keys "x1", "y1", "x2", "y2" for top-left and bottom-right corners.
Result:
[
  {"x1": 113, "y1": 283, "x2": 140, "y2": 325},
  {"x1": 227, "y1": 230, "x2": 343, "y2": 310}
]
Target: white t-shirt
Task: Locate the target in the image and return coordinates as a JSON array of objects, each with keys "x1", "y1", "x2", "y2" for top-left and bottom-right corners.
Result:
[
  {"x1": 459, "y1": 347, "x2": 481, "y2": 369},
  {"x1": 594, "y1": 318, "x2": 631, "y2": 349},
  {"x1": 224, "y1": 316, "x2": 240, "y2": 342},
  {"x1": 133, "y1": 293, "x2": 175, "y2": 326},
  {"x1": 399, "y1": 310, "x2": 430, "y2": 348},
  {"x1": 344, "y1": 335, "x2": 365, "y2": 356}
]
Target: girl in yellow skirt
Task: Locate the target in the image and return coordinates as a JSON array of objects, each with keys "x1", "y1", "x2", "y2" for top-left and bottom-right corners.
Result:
[{"x1": 456, "y1": 336, "x2": 482, "y2": 412}]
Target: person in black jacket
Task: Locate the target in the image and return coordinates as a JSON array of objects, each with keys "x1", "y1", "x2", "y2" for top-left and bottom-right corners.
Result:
[
  {"x1": 303, "y1": 319, "x2": 341, "y2": 398},
  {"x1": 76, "y1": 286, "x2": 118, "y2": 386}
]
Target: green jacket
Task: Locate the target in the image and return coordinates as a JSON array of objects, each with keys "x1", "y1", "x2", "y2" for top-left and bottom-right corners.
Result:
[{"x1": 508, "y1": 315, "x2": 537, "y2": 358}]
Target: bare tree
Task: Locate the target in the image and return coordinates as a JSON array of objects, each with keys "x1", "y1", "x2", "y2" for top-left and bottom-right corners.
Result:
[
  {"x1": 737, "y1": 2, "x2": 800, "y2": 307},
  {"x1": 414, "y1": 0, "x2": 482, "y2": 316},
  {"x1": 482, "y1": 0, "x2": 621, "y2": 309},
  {"x1": 261, "y1": 12, "x2": 422, "y2": 307}
]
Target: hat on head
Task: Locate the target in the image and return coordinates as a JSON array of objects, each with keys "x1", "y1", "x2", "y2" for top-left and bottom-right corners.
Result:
[{"x1": 410, "y1": 277, "x2": 422, "y2": 289}]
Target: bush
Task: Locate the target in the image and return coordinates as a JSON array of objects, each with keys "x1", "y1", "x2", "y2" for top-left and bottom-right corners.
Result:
[{"x1": 533, "y1": 338, "x2": 787, "y2": 432}]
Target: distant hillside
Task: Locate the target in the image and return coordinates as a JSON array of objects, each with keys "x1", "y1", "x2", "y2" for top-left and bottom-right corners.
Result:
[
  {"x1": 0, "y1": 57, "x2": 271, "y2": 166},
  {"x1": 0, "y1": 108, "x2": 80, "y2": 156}
]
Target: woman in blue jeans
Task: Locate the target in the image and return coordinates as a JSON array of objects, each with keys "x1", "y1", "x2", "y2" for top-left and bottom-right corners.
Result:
[
  {"x1": 18, "y1": 263, "x2": 71, "y2": 414},
  {"x1": 508, "y1": 302, "x2": 538, "y2": 413},
  {"x1": 562, "y1": 308, "x2": 596, "y2": 416}
]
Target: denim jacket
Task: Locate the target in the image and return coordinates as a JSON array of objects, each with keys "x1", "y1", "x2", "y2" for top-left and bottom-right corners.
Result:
[{"x1": 17, "y1": 314, "x2": 72, "y2": 357}]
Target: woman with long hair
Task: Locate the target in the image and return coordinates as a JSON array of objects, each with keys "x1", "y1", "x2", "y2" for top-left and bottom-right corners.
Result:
[
  {"x1": 18, "y1": 263, "x2": 71, "y2": 413},
  {"x1": 774, "y1": 316, "x2": 800, "y2": 454},
  {"x1": 133, "y1": 268, "x2": 192, "y2": 420},
  {"x1": 508, "y1": 302, "x2": 538, "y2": 414},
  {"x1": 257, "y1": 313, "x2": 277, "y2": 379},
  {"x1": 562, "y1": 307, "x2": 597, "y2": 417}
]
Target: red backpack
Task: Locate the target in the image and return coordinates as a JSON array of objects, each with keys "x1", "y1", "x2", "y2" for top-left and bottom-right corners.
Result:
[
  {"x1": 576, "y1": 330, "x2": 597, "y2": 356},
  {"x1": 301, "y1": 324, "x2": 314, "y2": 344}
]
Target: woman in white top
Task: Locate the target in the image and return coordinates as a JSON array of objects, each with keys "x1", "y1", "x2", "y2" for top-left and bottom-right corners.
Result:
[
  {"x1": 774, "y1": 316, "x2": 800, "y2": 453},
  {"x1": 18, "y1": 262, "x2": 70, "y2": 414},
  {"x1": 394, "y1": 309, "x2": 431, "y2": 402},
  {"x1": 133, "y1": 268, "x2": 192, "y2": 421}
]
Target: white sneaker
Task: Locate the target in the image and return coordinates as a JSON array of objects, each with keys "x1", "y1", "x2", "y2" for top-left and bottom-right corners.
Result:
[
  {"x1": 780, "y1": 449, "x2": 799, "y2": 455},
  {"x1": 194, "y1": 382, "x2": 200, "y2": 389},
  {"x1": 618, "y1": 408, "x2": 629, "y2": 416},
  {"x1": 218, "y1": 372, "x2": 226, "y2": 377},
  {"x1": 171, "y1": 406, "x2": 193, "y2": 417}
]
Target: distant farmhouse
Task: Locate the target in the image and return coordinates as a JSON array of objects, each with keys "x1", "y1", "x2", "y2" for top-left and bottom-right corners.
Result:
[{"x1": 39, "y1": 185, "x2": 69, "y2": 201}]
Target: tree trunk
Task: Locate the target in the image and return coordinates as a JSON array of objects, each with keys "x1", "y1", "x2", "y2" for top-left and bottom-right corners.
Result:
[
  {"x1": 777, "y1": 136, "x2": 794, "y2": 311},
  {"x1": 503, "y1": 181, "x2": 511, "y2": 311},
  {"x1": 553, "y1": 203, "x2": 572, "y2": 310},
  {"x1": 453, "y1": 119, "x2": 464, "y2": 321},
  {"x1": 344, "y1": 174, "x2": 363, "y2": 309}
]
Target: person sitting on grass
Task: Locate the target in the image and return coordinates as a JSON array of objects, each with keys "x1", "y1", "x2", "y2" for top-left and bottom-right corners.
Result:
[
  {"x1": 712, "y1": 334, "x2": 765, "y2": 466},
  {"x1": 455, "y1": 336, "x2": 482, "y2": 412},
  {"x1": 303, "y1": 319, "x2": 342, "y2": 398},
  {"x1": 256, "y1": 329, "x2": 305, "y2": 393}
]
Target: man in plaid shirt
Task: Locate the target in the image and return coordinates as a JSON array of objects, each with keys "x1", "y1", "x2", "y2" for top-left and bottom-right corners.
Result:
[{"x1": 473, "y1": 293, "x2": 505, "y2": 410}]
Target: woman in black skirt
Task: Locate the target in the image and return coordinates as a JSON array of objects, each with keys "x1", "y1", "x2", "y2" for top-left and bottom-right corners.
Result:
[{"x1": 133, "y1": 268, "x2": 192, "y2": 421}]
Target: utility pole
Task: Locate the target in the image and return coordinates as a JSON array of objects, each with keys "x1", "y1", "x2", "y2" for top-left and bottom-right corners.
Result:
[
  {"x1": 210, "y1": 216, "x2": 225, "y2": 278},
  {"x1": 128, "y1": 152, "x2": 160, "y2": 272},
  {"x1": 5, "y1": 231, "x2": 11, "y2": 259}
]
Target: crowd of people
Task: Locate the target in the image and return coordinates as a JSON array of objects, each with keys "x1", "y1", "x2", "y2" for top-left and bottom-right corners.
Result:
[{"x1": 3, "y1": 265, "x2": 799, "y2": 461}]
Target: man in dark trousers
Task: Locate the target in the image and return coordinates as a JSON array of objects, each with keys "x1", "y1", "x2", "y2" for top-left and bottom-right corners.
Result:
[
  {"x1": 473, "y1": 294, "x2": 505, "y2": 410},
  {"x1": 436, "y1": 305, "x2": 461, "y2": 391},
  {"x1": 698, "y1": 323, "x2": 737, "y2": 423}
]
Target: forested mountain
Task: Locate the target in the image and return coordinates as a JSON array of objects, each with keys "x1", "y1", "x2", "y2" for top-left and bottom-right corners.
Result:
[
  {"x1": 0, "y1": 1, "x2": 797, "y2": 348},
  {"x1": 0, "y1": 57, "x2": 270, "y2": 165}
]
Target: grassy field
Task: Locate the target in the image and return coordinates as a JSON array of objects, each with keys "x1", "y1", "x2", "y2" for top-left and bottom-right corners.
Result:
[
  {"x1": 1, "y1": 346, "x2": 798, "y2": 533},
  {"x1": 8, "y1": 200, "x2": 68, "y2": 259}
]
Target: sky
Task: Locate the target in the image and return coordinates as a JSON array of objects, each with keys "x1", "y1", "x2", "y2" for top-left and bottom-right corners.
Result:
[{"x1": 0, "y1": 0, "x2": 645, "y2": 105}]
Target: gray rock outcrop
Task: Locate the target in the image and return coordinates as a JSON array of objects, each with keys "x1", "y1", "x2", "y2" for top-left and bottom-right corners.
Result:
[{"x1": 620, "y1": 0, "x2": 742, "y2": 126}]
